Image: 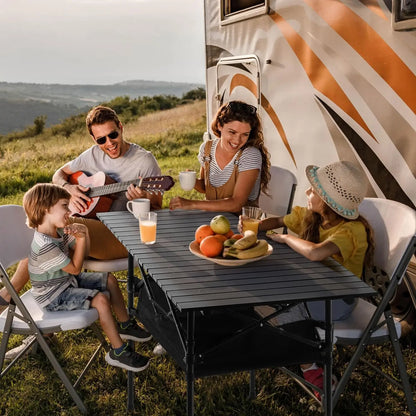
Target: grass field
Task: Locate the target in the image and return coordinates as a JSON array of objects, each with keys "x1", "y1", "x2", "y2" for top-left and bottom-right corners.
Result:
[{"x1": 1, "y1": 100, "x2": 416, "y2": 415}]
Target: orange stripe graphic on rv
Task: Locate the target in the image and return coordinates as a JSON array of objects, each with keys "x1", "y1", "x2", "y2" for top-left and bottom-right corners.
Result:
[
  {"x1": 270, "y1": 12, "x2": 375, "y2": 140},
  {"x1": 303, "y1": 0, "x2": 416, "y2": 113},
  {"x1": 357, "y1": 0, "x2": 388, "y2": 20},
  {"x1": 230, "y1": 74, "x2": 297, "y2": 165}
]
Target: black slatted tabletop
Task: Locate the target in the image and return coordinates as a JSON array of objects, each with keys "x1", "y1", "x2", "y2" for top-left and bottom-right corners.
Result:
[{"x1": 98, "y1": 209, "x2": 374, "y2": 312}]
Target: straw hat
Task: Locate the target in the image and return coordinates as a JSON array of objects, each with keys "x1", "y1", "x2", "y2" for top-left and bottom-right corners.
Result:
[{"x1": 305, "y1": 161, "x2": 367, "y2": 219}]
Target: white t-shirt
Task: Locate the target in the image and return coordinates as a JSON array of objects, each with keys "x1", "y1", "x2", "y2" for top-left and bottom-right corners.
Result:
[
  {"x1": 69, "y1": 143, "x2": 161, "y2": 211},
  {"x1": 198, "y1": 139, "x2": 262, "y2": 201}
]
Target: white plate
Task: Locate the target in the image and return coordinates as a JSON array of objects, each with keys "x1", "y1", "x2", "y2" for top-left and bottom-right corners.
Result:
[{"x1": 189, "y1": 240, "x2": 273, "y2": 266}]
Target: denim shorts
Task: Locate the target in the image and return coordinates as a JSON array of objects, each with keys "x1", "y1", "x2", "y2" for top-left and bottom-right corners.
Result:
[{"x1": 45, "y1": 272, "x2": 108, "y2": 312}]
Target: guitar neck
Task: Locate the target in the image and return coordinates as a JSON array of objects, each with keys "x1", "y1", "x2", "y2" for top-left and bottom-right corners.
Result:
[
  {"x1": 88, "y1": 179, "x2": 142, "y2": 198},
  {"x1": 87, "y1": 175, "x2": 174, "y2": 198}
]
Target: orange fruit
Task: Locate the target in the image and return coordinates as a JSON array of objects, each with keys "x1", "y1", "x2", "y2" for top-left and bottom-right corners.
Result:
[
  {"x1": 200, "y1": 235, "x2": 224, "y2": 257},
  {"x1": 232, "y1": 234, "x2": 244, "y2": 240},
  {"x1": 214, "y1": 234, "x2": 227, "y2": 243},
  {"x1": 195, "y1": 224, "x2": 215, "y2": 244},
  {"x1": 225, "y1": 229, "x2": 234, "y2": 238}
]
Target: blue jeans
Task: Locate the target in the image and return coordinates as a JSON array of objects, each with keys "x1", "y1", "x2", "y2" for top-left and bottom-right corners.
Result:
[{"x1": 45, "y1": 272, "x2": 108, "y2": 312}]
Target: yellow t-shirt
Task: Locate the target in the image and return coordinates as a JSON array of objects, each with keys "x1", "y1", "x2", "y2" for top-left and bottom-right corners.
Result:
[{"x1": 284, "y1": 206, "x2": 368, "y2": 278}]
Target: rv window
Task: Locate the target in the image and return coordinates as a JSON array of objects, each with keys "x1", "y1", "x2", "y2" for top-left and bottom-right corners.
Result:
[
  {"x1": 226, "y1": 0, "x2": 264, "y2": 14},
  {"x1": 392, "y1": 0, "x2": 416, "y2": 30},
  {"x1": 221, "y1": 0, "x2": 268, "y2": 25}
]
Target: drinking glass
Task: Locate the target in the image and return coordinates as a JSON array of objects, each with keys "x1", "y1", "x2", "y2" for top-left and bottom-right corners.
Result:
[
  {"x1": 241, "y1": 206, "x2": 263, "y2": 235},
  {"x1": 139, "y1": 212, "x2": 157, "y2": 244}
]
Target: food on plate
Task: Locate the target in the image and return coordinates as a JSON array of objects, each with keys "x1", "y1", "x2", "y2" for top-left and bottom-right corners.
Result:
[
  {"x1": 195, "y1": 224, "x2": 215, "y2": 244},
  {"x1": 214, "y1": 234, "x2": 228, "y2": 243},
  {"x1": 223, "y1": 238, "x2": 237, "y2": 247},
  {"x1": 210, "y1": 215, "x2": 231, "y2": 235},
  {"x1": 200, "y1": 235, "x2": 224, "y2": 257},
  {"x1": 223, "y1": 239, "x2": 269, "y2": 260},
  {"x1": 225, "y1": 229, "x2": 235, "y2": 238},
  {"x1": 231, "y1": 230, "x2": 257, "y2": 250},
  {"x1": 193, "y1": 218, "x2": 269, "y2": 261}
]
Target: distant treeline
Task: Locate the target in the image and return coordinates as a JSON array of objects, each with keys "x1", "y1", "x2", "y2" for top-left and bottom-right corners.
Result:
[{"x1": 1, "y1": 87, "x2": 205, "y2": 142}]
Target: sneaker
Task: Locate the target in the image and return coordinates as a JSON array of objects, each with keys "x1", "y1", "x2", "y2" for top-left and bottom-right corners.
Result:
[
  {"x1": 5, "y1": 335, "x2": 36, "y2": 361},
  {"x1": 118, "y1": 319, "x2": 152, "y2": 343},
  {"x1": 152, "y1": 343, "x2": 167, "y2": 356},
  {"x1": 105, "y1": 345, "x2": 149, "y2": 372},
  {"x1": 302, "y1": 366, "x2": 338, "y2": 401}
]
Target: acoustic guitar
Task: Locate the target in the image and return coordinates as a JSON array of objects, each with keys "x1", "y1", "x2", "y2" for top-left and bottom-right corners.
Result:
[{"x1": 67, "y1": 171, "x2": 174, "y2": 218}]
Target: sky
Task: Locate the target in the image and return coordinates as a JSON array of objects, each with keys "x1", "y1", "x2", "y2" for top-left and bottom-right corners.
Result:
[{"x1": 0, "y1": 0, "x2": 206, "y2": 85}]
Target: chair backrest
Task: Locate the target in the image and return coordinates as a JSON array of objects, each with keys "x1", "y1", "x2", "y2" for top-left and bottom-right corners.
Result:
[
  {"x1": 0, "y1": 205, "x2": 34, "y2": 269},
  {"x1": 259, "y1": 166, "x2": 297, "y2": 216},
  {"x1": 359, "y1": 198, "x2": 416, "y2": 278}
]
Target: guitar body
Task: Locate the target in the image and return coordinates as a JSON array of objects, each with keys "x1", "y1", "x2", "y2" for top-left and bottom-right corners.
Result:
[
  {"x1": 67, "y1": 171, "x2": 175, "y2": 219},
  {"x1": 69, "y1": 171, "x2": 114, "y2": 218}
]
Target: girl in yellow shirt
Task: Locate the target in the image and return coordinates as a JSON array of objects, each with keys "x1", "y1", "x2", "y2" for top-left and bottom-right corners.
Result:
[{"x1": 257, "y1": 160, "x2": 375, "y2": 399}]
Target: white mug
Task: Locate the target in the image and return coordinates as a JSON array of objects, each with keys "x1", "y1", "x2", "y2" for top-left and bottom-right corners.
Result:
[
  {"x1": 126, "y1": 198, "x2": 150, "y2": 219},
  {"x1": 179, "y1": 171, "x2": 196, "y2": 191}
]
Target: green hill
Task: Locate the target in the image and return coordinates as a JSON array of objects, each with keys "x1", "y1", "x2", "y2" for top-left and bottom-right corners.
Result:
[{"x1": 0, "y1": 80, "x2": 204, "y2": 134}]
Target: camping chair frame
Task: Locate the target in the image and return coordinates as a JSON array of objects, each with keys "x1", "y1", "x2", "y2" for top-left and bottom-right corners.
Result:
[
  {"x1": 0, "y1": 205, "x2": 109, "y2": 414},
  {"x1": 281, "y1": 198, "x2": 416, "y2": 414}
]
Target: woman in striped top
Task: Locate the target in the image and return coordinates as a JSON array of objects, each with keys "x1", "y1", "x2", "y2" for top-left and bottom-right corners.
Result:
[{"x1": 169, "y1": 101, "x2": 271, "y2": 213}]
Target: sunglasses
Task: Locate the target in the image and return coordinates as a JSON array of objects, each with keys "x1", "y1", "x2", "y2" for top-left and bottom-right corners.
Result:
[
  {"x1": 226, "y1": 101, "x2": 257, "y2": 115},
  {"x1": 95, "y1": 130, "x2": 119, "y2": 145}
]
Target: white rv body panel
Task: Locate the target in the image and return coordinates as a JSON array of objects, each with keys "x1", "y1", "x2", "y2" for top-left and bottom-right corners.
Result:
[{"x1": 203, "y1": 0, "x2": 416, "y2": 209}]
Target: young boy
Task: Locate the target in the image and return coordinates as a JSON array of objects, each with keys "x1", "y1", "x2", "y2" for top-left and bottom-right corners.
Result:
[{"x1": 23, "y1": 183, "x2": 151, "y2": 372}]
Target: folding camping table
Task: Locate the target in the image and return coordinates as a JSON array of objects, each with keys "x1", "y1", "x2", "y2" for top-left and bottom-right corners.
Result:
[{"x1": 98, "y1": 209, "x2": 375, "y2": 416}]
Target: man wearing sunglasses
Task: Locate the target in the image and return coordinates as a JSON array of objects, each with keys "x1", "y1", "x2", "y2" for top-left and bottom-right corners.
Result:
[
  {"x1": 0, "y1": 106, "x2": 162, "y2": 358},
  {"x1": 51, "y1": 105, "x2": 162, "y2": 260}
]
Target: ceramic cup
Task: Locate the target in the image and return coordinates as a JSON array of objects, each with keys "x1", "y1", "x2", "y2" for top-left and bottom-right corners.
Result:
[
  {"x1": 179, "y1": 171, "x2": 197, "y2": 191},
  {"x1": 126, "y1": 198, "x2": 150, "y2": 219}
]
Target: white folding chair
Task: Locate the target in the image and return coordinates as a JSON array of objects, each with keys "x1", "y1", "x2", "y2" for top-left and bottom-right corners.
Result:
[
  {"x1": 278, "y1": 198, "x2": 416, "y2": 413},
  {"x1": 326, "y1": 198, "x2": 416, "y2": 414},
  {"x1": 0, "y1": 205, "x2": 109, "y2": 414},
  {"x1": 83, "y1": 255, "x2": 141, "y2": 290},
  {"x1": 259, "y1": 165, "x2": 297, "y2": 217},
  {"x1": 280, "y1": 197, "x2": 416, "y2": 412},
  {"x1": 83, "y1": 257, "x2": 128, "y2": 273}
]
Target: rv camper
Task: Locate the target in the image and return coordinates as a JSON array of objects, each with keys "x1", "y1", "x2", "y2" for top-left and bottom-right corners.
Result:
[{"x1": 203, "y1": 0, "x2": 416, "y2": 209}]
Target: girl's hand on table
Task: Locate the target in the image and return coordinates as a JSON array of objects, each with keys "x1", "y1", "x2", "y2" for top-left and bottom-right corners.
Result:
[{"x1": 266, "y1": 230, "x2": 287, "y2": 244}]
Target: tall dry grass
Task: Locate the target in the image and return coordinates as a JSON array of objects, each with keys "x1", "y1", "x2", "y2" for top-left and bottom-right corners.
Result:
[{"x1": 0, "y1": 100, "x2": 206, "y2": 207}]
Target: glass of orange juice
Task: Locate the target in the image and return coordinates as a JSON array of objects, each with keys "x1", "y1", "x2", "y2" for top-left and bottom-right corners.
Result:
[
  {"x1": 139, "y1": 212, "x2": 157, "y2": 244},
  {"x1": 241, "y1": 206, "x2": 263, "y2": 236}
]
